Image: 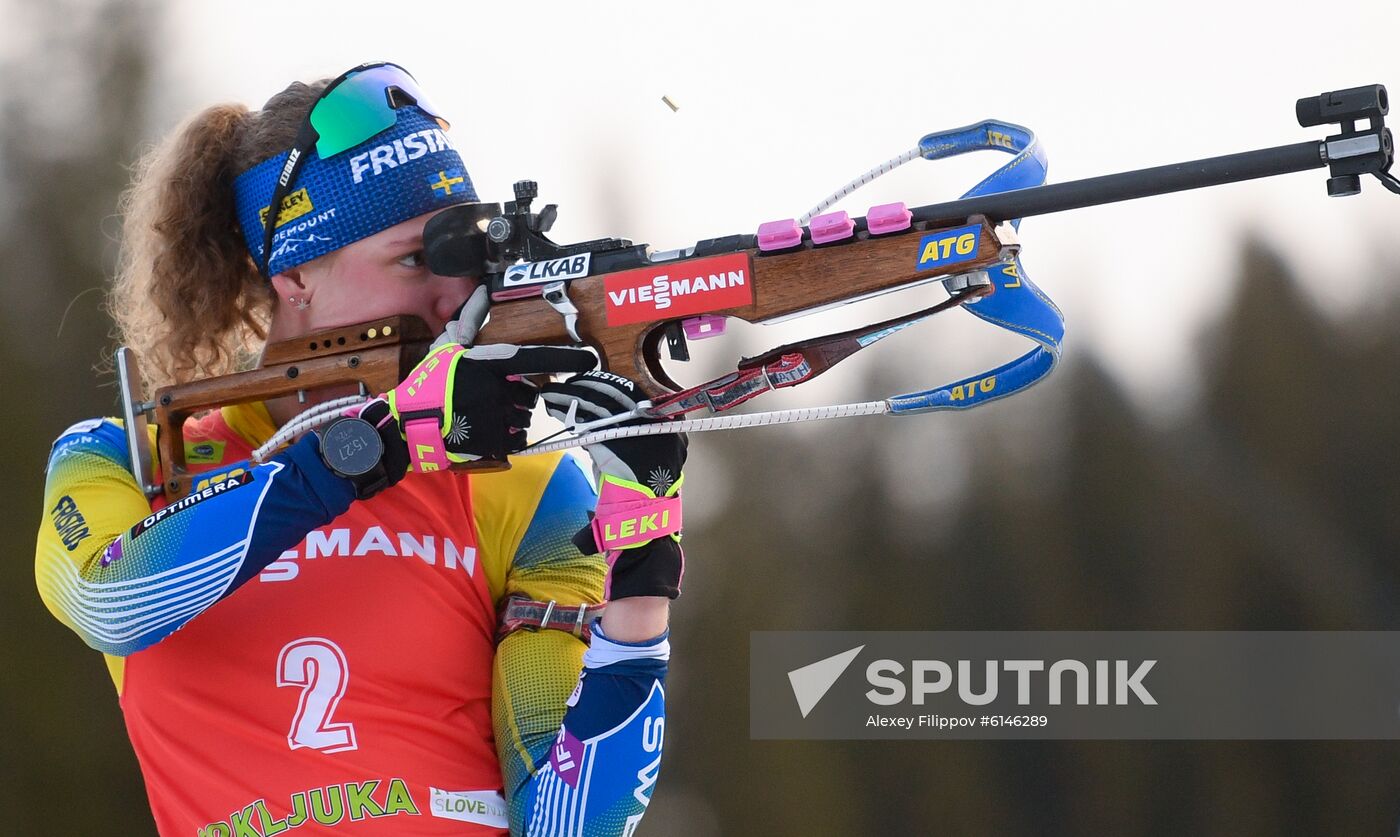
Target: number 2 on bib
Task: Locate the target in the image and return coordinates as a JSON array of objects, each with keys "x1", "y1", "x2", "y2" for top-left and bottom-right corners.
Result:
[{"x1": 277, "y1": 637, "x2": 358, "y2": 754}]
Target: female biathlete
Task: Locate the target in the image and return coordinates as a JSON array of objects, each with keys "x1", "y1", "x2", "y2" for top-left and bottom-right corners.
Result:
[{"x1": 34, "y1": 63, "x2": 686, "y2": 836}]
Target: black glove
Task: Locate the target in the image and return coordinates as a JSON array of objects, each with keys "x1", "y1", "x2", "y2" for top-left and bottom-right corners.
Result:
[
  {"x1": 385, "y1": 342, "x2": 597, "y2": 471},
  {"x1": 541, "y1": 371, "x2": 688, "y2": 599}
]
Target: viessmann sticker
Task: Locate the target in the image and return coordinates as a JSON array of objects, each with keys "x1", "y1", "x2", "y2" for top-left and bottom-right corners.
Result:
[{"x1": 603, "y1": 252, "x2": 753, "y2": 326}]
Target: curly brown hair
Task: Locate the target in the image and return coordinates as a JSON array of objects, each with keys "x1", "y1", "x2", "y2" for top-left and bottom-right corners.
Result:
[{"x1": 109, "y1": 79, "x2": 329, "y2": 395}]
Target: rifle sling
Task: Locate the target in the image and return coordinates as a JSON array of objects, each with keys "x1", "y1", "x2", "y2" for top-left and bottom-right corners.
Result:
[
  {"x1": 646, "y1": 119, "x2": 1063, "y2": 422},
  {"x1": 645, "y1": 284, "x2": 990, "y2": 419}
]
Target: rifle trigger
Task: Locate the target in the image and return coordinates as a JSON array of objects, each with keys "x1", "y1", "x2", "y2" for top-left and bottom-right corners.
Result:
[
  {"x1": 664, "y1": 321, "x2": 690, "y2": 362},
  {"x1": 542, "y1": 281, "x2": 582, "y2": 344}
]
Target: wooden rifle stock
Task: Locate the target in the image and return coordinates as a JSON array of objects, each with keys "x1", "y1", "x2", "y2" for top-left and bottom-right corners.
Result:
[
  {"x1": 151, "y1": 316, "x2": 435, "y2": 500},
  {"x1": 475, "y1": 215, "x2": 1012, "y2": 397},
  {"x1": 140, "y1": 215, "x2": 1010, "y2": 500}
]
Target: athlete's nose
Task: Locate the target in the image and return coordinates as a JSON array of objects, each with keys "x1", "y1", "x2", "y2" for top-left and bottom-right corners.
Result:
[{"x1": 433, "y1": 277, "x2": 480, "y2": 333}]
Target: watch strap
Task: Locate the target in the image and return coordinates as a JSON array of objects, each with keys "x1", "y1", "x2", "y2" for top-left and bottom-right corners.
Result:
[{"x1": 497, "y1": 596, "x2": 607, "y2": 643}]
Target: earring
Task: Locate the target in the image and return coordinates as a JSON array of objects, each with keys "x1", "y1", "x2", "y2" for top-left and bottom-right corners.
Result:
[{"x1": 288, "y1": 296, "x2": 310, "y2": 310}]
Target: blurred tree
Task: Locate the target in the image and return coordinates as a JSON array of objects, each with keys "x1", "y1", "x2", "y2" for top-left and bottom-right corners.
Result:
[
  {"x1": 0, "y1": 0, "x2": 161, "y2": 833},
  {"x1": 1208, "y1": 240, "x2": 1400, "y2": 623}
]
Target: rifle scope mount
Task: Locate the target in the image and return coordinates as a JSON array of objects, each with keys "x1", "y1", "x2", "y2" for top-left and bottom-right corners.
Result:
[
  {"x1": 1299, "y1": 84, "x2": 1399, "y2": 196},
  {"x1": 424, "y1": 179, "x2": 638, "y2": 282}
]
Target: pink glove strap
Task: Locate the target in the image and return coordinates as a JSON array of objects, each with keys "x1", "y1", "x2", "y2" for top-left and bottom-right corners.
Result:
[
  {"x1": 591, "y1": 480, "x2": 683, "y2": 552},
  {"x1": 404, "y1": 420, "x2": 449, "y2": 472},
  {"x1": 392, "y1": 344, "x2": 465, "y2": 473}
]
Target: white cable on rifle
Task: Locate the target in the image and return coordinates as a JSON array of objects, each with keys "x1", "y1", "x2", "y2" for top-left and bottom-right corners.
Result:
[
  {"x1": 254, "y1": 397, "x2": 891, "y2": 462},
  {"x1": 522, "y1": 400, "x2": 891, "y2": 454},
  {"x1": 799, "y1": 147, "x2": 922, "y2": 225},
  {"x1": 251, "y1": 395, "x2": 366, "y2": 462}
]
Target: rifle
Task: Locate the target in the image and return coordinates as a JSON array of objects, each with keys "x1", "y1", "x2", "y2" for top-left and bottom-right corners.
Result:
[{"x1": 120, "y1": 84, "x2": 1397, "y2": 500}]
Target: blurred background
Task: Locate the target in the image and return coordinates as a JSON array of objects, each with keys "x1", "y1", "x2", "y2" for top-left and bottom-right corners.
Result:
[{"x1": 3, "y1": 0, "x2": 1398, "y2": 834}]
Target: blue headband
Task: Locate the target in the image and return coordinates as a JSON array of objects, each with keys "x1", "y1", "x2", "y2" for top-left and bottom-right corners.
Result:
[{"x1": 232, "y1": 107, "x2": 478, "y2": 275}]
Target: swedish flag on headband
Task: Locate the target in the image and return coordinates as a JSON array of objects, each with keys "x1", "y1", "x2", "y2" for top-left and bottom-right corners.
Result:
[
  {"x1": 429, "y1": 168, "x2": 469, "y2": 198},
  {"x1": 233, "y1": 108, "x2": 477, "y2": 275}
]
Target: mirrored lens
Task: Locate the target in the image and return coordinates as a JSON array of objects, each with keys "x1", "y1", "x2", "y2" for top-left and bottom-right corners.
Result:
[{"x1": 309, "y1": 64, "x2": 447, "y2": 158}]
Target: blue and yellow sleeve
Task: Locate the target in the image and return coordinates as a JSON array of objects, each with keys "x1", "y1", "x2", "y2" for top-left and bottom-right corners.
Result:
[
  {"x1": 477, "y1": 452, "x2": 670, "y2": 835},
  {"x1": 35, "y1": 418, "x2": 355, "y2": 659},
  {"x1": 477, "y1": 453, "x2": 606, "y2": 811}
]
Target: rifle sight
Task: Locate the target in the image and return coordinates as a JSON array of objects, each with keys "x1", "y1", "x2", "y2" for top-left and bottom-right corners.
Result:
[
  {"x1": 1296, "y1": 84, "x2": 1397, "y2": 197},
  {"x1": 1296, "y1": 84, "x2": 1387, "y2": 128},
  {"x1": 424, "y1": 180, "x2": 635, "y2": 281}
]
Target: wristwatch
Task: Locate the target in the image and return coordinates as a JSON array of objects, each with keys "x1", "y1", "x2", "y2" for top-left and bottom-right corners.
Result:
[{"x1": 318, "y1": 416, "x2": 388, "y2": 499}]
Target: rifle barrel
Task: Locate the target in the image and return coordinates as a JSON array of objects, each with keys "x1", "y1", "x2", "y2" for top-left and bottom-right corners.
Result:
[{"x1": 909, "y1": 140, "x2": 1325, "y2": 227}]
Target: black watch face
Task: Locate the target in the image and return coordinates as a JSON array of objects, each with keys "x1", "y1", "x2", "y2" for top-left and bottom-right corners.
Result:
[{"x1": 322, "y1": 417, "x2": 384, "y2": 477}]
